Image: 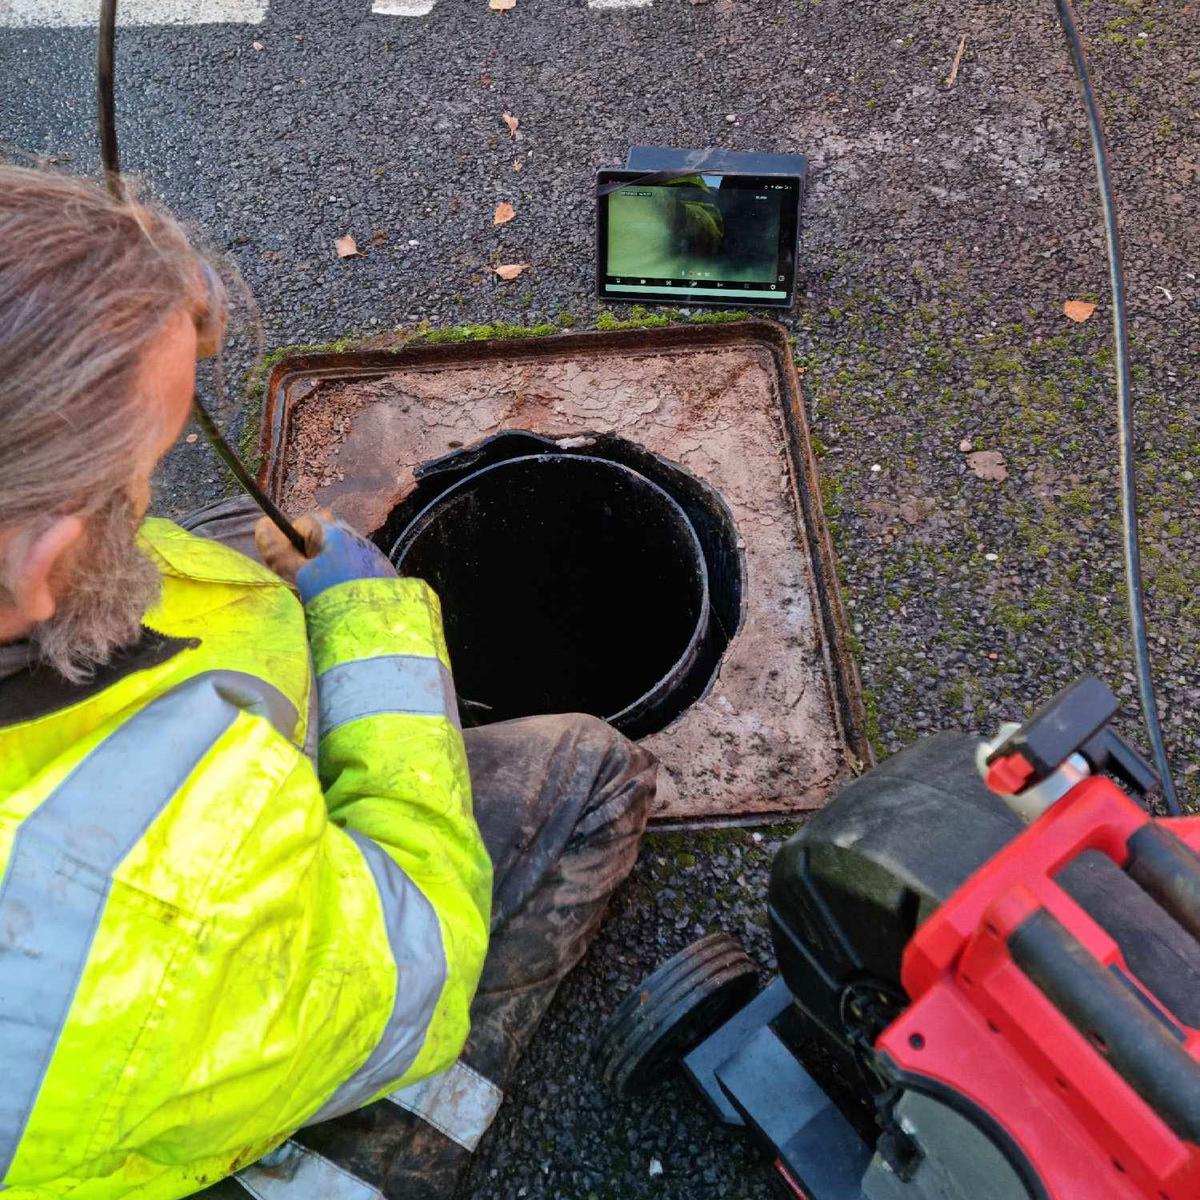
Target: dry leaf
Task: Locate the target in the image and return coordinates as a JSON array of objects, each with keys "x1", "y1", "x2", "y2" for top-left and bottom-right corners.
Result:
[
  {"x1": 494, "y1": 263, "x2": 529, "y2": 281},
  {"x1": 512, "y1": 158, "x2": 525, "y2": 172},
  {"x1": 494, "y1": 202, "x2": 516, "y2": 226},
  {"x1": 502, "y1": 112, "x2": 520, "y2": 138},
  {"x1": 335, "y1": 235, "x2": 359, "y2": 259},
  {"x1": 368, "y1": 229, "x2": 389, "y2": 247},
  {"x1": 966, "y1": 450, "x2": 1009, "y2": 482},
  {"x1": 1063, "y1": 299, "x2": 1097, "y2": 323},
  {"x1": 944, "y1": 34, "x2": 967, "y2": 88},
  {"x1": 488, "y1": 0, "x2": 516, "y2": 10}
]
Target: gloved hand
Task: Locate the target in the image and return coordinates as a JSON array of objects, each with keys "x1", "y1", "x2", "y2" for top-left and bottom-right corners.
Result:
[{"x1": 255, "y1": 512, "x2": 396, "y2": 603}]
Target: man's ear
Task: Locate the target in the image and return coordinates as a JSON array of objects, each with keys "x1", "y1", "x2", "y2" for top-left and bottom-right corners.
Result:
[{"x1": 4, "y1": 516, "x2": 86, "y2": 623}]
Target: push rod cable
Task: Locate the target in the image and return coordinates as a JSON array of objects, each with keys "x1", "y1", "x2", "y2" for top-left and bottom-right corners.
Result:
[
  {"x1": 96, "y1": 0, "x2": 308, "y2": 556},
  {"x1": 1054, "y1": 0, "x2": 1179, "y2": 813}
]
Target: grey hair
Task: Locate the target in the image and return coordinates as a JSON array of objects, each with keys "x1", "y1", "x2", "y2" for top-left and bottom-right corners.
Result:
[{"x1": 0, "y1": 166, "x2": 226, "y2": 539}]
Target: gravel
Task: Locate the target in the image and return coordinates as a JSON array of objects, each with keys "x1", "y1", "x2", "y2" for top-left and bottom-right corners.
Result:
[{"x1": 3, "y1": 0, "x2": 1197, "y2": 1195}]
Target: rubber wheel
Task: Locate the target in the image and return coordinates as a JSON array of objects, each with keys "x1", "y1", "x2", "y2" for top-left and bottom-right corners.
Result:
[{"x1": 594, "y1": 932, "x2": 759, "y2": 1098}]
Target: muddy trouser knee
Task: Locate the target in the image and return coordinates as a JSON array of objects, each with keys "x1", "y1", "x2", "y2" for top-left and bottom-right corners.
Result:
[
  {"x1": 292, "y1": 714, "x2": 656, "y2": 1199},
  {"x1": 198, "y1": 703, "x2": 656, "y2": 1200}
]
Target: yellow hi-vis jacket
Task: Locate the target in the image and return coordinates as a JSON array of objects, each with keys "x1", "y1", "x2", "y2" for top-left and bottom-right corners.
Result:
[{"x1": 0, "y1": 519, "x2": 492, "y2": 1199}]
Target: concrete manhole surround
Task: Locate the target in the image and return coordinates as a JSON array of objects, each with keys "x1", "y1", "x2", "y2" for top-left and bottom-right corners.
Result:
[{"x1": 261, "y1": 321, "x2": 867, "y2": 824}]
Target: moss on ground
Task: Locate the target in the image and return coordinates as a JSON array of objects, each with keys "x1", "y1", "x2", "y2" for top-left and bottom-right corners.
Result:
[
  {"x1": 797, "y1": 273, "x2": 1198, "y2": 792},
  {"x1": 637, "y1": 823, "x2": 801, "y2": 893}
]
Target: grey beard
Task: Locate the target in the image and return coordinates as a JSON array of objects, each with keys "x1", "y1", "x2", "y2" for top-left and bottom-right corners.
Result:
[{"x1": 31, "y1": 494, "x2": 163, "y2": 684}]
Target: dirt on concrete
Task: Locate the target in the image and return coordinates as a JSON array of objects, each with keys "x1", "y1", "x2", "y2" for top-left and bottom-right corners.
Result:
[{"x1": 274, "y1": 338, "x2": 849, "y2": 823}]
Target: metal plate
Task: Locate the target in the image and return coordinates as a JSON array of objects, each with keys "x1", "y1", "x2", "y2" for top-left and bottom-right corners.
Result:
[{"x1": 260, "y1": 320, "x2": 868, "y2": 824}]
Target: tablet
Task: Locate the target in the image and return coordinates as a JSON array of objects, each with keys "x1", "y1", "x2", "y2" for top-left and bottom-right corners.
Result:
[{"x1": 597, "y1": 170, "x2": 801, "y2": 308}]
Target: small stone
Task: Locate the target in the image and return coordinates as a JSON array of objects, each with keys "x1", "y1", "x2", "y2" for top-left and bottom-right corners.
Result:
[
  {"x1": 725, "y1": 113, "x2": 737, "y2": 123},
  {"x1": 252, "y1": 40, "x2": 264, "y2": 50},
  {"x1": 959, "y1": 438, "x2": 974, "y2": 452},
  {"x1": 185, "y1": 433, "x2": 198, "y2": 444},
  {"x1": 853, "y1": 622, "x2": 864, "y2": 634},
  {"x1": 649, "y1": 1158, "x2": 664, "y2": 1178},
  {"x1": 408, "y1": 239, "x2": 420, "y2": 246},
  {"x1": 870, "y1": 463, "x2": 882, "y2": 473},
  {"x1": 985, "y1": 553, "x2": 999, "y2": 562}
]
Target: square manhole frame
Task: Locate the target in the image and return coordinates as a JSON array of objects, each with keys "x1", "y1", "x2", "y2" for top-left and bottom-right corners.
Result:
[{"x1": 259, "y1": 319, "x2": 871, "y2": 826}]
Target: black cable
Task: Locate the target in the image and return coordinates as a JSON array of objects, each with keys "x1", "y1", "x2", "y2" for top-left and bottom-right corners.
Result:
[
  {"x1": 95, "y1": 0, "x2": 308, "y2": 557},
  {"x1": 1054, "y1": 0, "x2": 1179, "y2": 813},
  {"x1": 191, "y1": 402, "x2": 309, "y2": 554}
]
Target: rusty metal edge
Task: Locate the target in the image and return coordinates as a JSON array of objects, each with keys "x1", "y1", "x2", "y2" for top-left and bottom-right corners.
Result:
[
  {"x1": 763, "y1": 329, "x2": 875, "y2": 776},
  {"x1": 259, "y1": 319, "x2": 873, "y2": 792}
]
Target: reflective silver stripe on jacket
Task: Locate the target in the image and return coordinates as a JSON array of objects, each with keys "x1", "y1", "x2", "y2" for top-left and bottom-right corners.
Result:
[
  {"x1": 237, "y1": 1141, "x2": 383, "y2": 1200},
  {"x1": 0, "y1": 670, "x2": 295, "y2": 1181},
  {"x1": 388, "y1": 1059, "x2": 503, "y2": 1152},
  {"x1": 317, "y1": 654, "x2": 459, "y2": 738},
  {"x1": 307, "y1": 829, "x2": 447, "y2": 1123}
]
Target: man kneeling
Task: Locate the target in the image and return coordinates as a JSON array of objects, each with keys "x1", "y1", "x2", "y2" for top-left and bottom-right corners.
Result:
[{"x1": 0, "y1": 167, "x2": 655, "y2": 1200}]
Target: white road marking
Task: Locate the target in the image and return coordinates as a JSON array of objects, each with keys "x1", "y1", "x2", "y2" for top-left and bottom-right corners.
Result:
[
  {"x1": 371, "y1": 0, "x2": 435, "y2": 13},
  {"x1": 0, "y1": 0, "x2": 266, "y2": 24},
  {"x1": 369, "y1": 0, "x2": 653, "y2": 14},
  {"x1": 0, "y1": 0, "x2": 653, "y2": 27}
]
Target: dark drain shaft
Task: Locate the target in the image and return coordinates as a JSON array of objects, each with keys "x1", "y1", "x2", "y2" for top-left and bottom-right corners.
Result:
[{"x1": 391, "y1": 453, "x2": 711, "y2": 739}]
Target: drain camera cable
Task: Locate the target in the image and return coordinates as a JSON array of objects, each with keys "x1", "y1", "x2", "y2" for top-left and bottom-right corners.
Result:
[
  {"x1": 96, "y1": 0, "x2": 308, "y2": 556},
  {"x1": 1054, "y1": 0, "x2": 1178, "y2": 812}
]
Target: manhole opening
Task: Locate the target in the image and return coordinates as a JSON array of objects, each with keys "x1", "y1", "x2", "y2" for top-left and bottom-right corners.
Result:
[{"x1": 377, "y1": 431, "x2": 744, "y2": 739}]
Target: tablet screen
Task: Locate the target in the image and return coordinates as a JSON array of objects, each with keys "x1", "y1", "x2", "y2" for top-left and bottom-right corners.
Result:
[{"x1": 597, "y1": 171, "x2": 800, "y2": 307}]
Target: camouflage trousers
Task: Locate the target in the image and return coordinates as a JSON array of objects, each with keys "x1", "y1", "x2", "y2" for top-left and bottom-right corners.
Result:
[{"x1": 185, "y1": 498, "x2": 656, "y2": 1200}]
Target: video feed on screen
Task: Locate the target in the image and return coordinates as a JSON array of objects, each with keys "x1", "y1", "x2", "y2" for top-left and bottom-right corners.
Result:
[{"x1": 600, "y1": 173, "x2": 797, "y2": 304}]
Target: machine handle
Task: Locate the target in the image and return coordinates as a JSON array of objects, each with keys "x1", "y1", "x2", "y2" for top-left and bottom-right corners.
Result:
[
  {"x1": 1009, "y1": 909, "x2": 1200, "y2": 1144},
  {"x1": 1125, "y1": 824, "x2": 1200, "y2": 945}
]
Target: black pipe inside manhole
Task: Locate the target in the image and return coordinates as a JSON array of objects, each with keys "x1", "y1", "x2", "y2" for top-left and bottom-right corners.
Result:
[{"x1": 385, "y1": 433, "x2": 744, "y2": 739}]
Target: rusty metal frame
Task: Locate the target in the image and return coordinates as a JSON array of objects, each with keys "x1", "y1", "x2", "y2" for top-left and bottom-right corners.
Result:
[{"x1": 259, "y1": 319, "x2": 872, "y2": 781}]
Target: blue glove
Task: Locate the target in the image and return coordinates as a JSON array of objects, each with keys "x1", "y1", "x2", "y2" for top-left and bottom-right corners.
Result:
[{"x1": 296, "y1": 518, "x2": 397, "y2": 604}]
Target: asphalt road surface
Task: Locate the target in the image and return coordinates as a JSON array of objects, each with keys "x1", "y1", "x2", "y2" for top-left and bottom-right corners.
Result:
[{"x1": 4, "y1": 1, "x2": 1198, "y2": 1197}]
